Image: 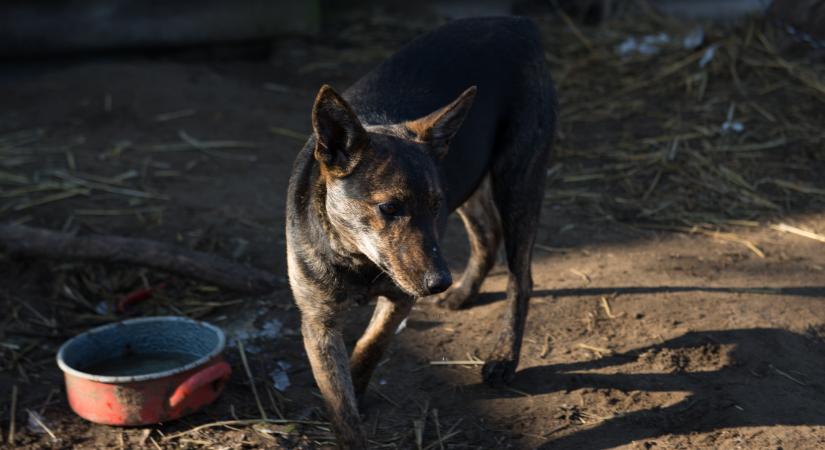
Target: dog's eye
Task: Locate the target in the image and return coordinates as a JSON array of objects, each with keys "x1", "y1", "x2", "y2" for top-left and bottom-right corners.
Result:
[{"x1": 378, "y1": 202, "x2": 401, "y2": 217}]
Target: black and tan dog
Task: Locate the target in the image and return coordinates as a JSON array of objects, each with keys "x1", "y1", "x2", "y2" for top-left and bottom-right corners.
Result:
[{"x1": 286, "y1": 17, "x2": 556, "y2": 448}]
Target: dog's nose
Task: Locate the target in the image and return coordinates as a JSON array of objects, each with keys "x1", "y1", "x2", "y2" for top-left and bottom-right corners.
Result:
[{"x1": 424, "y1": 271, "x2": 452, "y2": 295}]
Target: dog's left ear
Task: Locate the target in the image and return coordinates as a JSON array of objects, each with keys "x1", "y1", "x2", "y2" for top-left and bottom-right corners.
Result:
[
  {"x1": 312, "y1": 84, "x2": 368, "y2": 177},
  {"x1": 405, "y1": 86, "x2": 476, "y2": 159}
]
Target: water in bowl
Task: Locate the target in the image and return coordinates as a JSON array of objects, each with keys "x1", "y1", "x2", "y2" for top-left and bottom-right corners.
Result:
[{"x1": 82, "y1": 351, "x2": 199, "y2": 377}]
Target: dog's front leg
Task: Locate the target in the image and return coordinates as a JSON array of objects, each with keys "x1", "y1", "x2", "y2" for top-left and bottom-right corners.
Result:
[
  {"x1": 301, "y1": 310, "x2": 367, "y2": 449},
  {"x1": 350, "y1": 295, "x2": 414, "y2": 400}
]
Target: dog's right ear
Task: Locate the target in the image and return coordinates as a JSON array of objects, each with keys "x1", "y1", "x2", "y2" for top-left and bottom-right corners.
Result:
[
  {"x1": 404, "y1": 86, "x2": 476, "y2": 159},
  {"x1": 312, "y1": 85, "x2": 368, "y2": 177}
]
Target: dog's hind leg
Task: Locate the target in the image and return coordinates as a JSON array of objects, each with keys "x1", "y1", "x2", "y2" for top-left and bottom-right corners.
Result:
[
  {"x1": 350, "y1": 295, "x2": 414, "y2": 400},
  {"x1": 482, "y1": 116, "x2": 553, "y2": 386},
  {"x1": 431, "y1": 176, "x2": 501, "y2": 310}
]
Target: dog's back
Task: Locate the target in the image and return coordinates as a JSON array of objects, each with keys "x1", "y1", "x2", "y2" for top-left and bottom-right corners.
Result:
[
  {"x1": 345, "y1": 17, "x2": 555, "y2": 209},
  {"x1": 286, "y1": 18, "x2": 556, "y2": 448}
]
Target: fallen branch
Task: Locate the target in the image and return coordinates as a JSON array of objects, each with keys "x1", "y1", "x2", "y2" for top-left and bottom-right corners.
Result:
[{"x1": 0, "y1": 224, "x2": 282, "y2": 294}]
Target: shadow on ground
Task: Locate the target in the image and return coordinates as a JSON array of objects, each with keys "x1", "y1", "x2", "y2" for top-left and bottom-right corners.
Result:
[
  {"x1": 468, "y1": 285, "x2": 825, "y2": 308},
  {"x1": 412, "y1": 322, "x2": 825, "y2": 449},
  {"x1": 519, "y1": 326, "x2": 825, "y2": 449}
]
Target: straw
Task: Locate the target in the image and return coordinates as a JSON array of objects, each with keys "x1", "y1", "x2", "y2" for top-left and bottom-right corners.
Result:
[
  {"x1": 7, "y1": 385, "x2": 17, "y2": 445},
  {"x1": 536, "y1": 13, "x2": 825, "y2": 235},
  {"x1": 238, "y1": 340, "x2": 268, "y2": 420}
]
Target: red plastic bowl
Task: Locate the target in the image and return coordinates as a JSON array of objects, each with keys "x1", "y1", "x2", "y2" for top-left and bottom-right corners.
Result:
[{"x1": 56, "y1": 316, "x2": 231, "y2": 425}]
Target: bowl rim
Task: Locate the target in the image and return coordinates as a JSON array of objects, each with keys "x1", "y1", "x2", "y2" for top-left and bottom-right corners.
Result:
[{"x1": 56, "y1": 316, "x2": 226, "y2": 383}]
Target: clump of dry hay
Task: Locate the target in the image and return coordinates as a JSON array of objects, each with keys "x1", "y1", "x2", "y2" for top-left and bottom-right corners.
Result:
[{"x1": 538, "y1": 11, "x2": 825, "y2": 236}]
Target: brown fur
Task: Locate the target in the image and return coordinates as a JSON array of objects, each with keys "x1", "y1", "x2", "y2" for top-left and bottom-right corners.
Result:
[
  {"x1": 285, "y1": 17, "x2": 555, "y2": 449},
  {"x1": 404, "y1": 86, "x2": 477, "y2": 157},
  {"x1": 350, "y1": 296, "x2": 414, "y2": 397},
  {"x1": 287, "y1": 85, "x2": 474, "y2": 449}
]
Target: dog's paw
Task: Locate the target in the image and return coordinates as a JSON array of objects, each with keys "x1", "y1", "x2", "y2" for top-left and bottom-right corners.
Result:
[
  {"x1": 428, "y1": 284, "x2": 471, "y2": 310},
  {"x1": 481, "y1": 358, "x2": 517, "y2": 386}
]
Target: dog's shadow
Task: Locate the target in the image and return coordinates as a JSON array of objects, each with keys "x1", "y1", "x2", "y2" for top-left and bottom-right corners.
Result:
[{"x1": 470, "y1": 327, "x2": 825, "y2": 449}]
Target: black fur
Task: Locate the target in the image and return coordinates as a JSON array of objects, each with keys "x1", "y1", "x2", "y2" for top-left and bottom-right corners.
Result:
[{"x1": 286, "y1": 17, "x2": 557, "y2": 449}]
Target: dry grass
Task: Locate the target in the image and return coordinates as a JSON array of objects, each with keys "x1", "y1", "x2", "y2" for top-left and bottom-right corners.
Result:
[{"x1": 538, "y1": 12, "x2": 825, "y2": 242}]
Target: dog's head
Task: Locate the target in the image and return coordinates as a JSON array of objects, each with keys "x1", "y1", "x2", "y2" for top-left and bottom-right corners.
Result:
[{"x1": 310, "y1": 84, "x2": 476, "y2": 297}]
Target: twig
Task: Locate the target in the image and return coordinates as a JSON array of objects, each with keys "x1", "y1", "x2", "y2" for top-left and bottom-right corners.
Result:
[
  {"x1": 270, "y1": 126, "x2": 308, "y2": 141},
  {"x1": 542, "y1": 422, "x2": 571, "y2": 438},
  {"x1": 26, "y1": 409, "x2": 58, "y2": 442},
  {"x1": 179, "y1": 130, "x2": 257, "y2": 162},
  {"x1": 7, "y1": 385, "x2": 17, "y2": 445},
  {"x1": 50, "y1": 171, "x2": 167, "y2": 200},
  {"x1": 238, "y1": 340, "x2": 268, "y2": 420},
  {"x1": 414, "y1": 418, "x2": 424, "y2": 450},
  {"x1": 549, "y1": 0, "x2": 593, "y2": 51},
  {"x1": 154, "y1": 109, "x2": 196, "y2": 122},
  {"x1": 429, "y1": 360, "x2": 485, "y2": 366},
  {"x1": 432, "y1": 409, "x2": 445, "y2": 450},
  {"x1": 139, "y1": 141, "x2": 256, "y2": 153},
  {"x1": 12, "y1": 188, "x2": 89, "y2": 211},
  {"x1": 771, "y1": 223, "x2": 825, "y2": 244},
  {"x1": 577, "y1": 343, "x2": 613, "y2": 356},
  {"x1": 371, "y1": 387, "x2": 401, "y2": 408},
  {"x1": 535, "y1": 244, "x2": 569, "y2": 253},
  {"x1": 570, "y1": 269, "x2": 591, "y2": 283},
  {"x1": 149, "y1": 436, "x2": 163, "y2": 450},
  {"x1": 770, "y1": 364, "x2": 807, "y2": 386},
  {"x1": 162, "y1": 419, "x2": 328, "y2": 441},
  {"x1": 74, "y1": 207, "x2": 166, "y2": 216},
  {"x1": 600, "y1": 296, "x2": 625, "y2": 319},
  {"x1": 540, "y1": 333, "x2": 553, "y2": 359},
  {"x1": 265, "y1": 385, "x2": 285, "y2": 420},
  {"x1": 692, "y1": 228, "x2": 766, "y2": 258},
  {"x1": 601, "y1": 296, "x2": 615, "y2": 318},
  {"x1": 503, "y1": 386, "x2": 532, "y2": 397},
  {"x1": 421, "y1": 430, "x2": 461, "y2": 450}
]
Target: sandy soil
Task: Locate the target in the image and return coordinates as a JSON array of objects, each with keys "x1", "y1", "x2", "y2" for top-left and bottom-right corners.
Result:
[{"x1": 2, "y1": 11, "x2": 825, "y2": 450}]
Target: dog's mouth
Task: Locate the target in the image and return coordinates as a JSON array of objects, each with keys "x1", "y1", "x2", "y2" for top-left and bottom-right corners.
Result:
[
  {"x1": 384, "y1": 266, "x2": 452, "y2": 298},
  {"x1": 382, "y1": 270, "x2": 427, "y2": 297},
  {"x1": 370, "y1": 263, "x2": 424, "y2": 297},
  {"x1": 360, "y1": 237, "x2": 452, "y2": 297}
]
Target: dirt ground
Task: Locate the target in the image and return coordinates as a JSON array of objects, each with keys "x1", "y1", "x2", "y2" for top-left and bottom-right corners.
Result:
[{"x1": 2, "y1": 8, "x2": 825, "y2": 450}]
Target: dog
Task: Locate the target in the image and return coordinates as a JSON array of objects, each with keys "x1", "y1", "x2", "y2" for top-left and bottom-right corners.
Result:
[{"x1": 286, "y1": 17, "x2": 556, "y2": 448}]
